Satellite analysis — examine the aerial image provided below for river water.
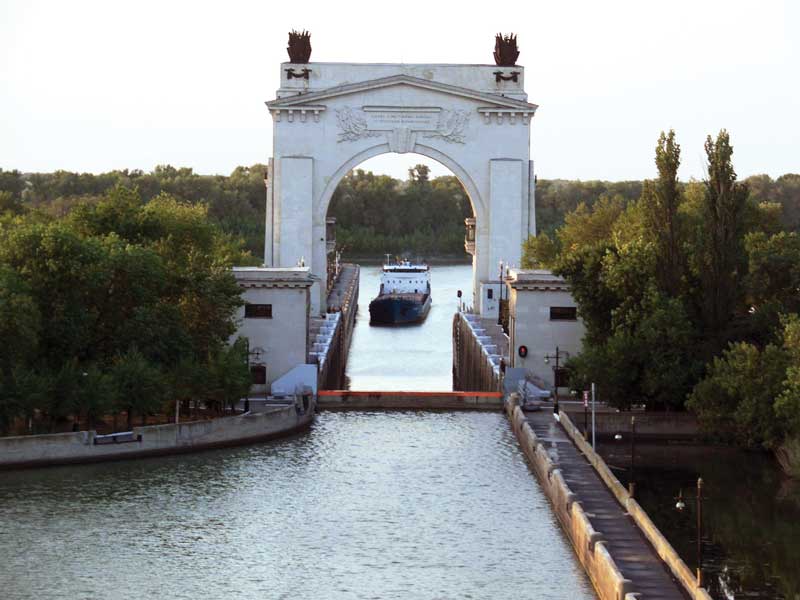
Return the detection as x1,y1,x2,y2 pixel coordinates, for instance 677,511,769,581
0,412,594,599
0,263,596,599
346,263,472,391
599,443,800,599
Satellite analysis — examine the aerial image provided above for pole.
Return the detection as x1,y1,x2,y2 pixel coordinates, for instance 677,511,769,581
175,397,180,425
628,416,636,497
696,477,704,586
553,346,560,415
591,382,596,451
497,261,503,326
584,391,588,439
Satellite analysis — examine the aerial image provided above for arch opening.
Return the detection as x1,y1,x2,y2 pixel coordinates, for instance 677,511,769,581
323,152,478,391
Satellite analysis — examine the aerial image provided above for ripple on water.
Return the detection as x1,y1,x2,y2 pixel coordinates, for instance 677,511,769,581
0,412,595,600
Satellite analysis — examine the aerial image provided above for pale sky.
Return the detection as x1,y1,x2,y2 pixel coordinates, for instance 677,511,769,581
1,0,798,182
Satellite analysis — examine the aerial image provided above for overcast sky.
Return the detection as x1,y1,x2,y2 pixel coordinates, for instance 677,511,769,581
1,0,797,182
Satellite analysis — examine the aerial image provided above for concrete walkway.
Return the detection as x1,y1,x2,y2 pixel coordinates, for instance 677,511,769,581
327,263,358,311
525,409,688,599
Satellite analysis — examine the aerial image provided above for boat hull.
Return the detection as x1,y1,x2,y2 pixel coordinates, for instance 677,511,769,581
368,293,431,324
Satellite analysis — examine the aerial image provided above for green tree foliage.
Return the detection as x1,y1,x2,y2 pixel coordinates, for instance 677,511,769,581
694,130,750,337
521,232,558,269
687,318,794,449
0,185,247,434
328,166,473,257
537,130,800,424
640,130,684,296
0,165,267,256
206,338,252,415
111,349,165,430
535,179,643,235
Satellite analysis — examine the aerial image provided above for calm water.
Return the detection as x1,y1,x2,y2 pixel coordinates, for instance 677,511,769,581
599,443,800,599
0,412,594,599
346,263,472,391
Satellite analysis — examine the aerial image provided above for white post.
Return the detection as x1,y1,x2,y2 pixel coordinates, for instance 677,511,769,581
591,382,596,451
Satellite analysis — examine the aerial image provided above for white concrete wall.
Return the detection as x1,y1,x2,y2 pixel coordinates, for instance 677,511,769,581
267,62,537,316
232,268,313,391
0,404,314,469
275,156,313,269
507,271,585,391
276,63,529,101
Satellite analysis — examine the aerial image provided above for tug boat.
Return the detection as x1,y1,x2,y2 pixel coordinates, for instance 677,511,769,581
368,258,432,325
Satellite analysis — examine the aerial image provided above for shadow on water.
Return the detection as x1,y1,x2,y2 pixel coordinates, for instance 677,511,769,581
598,443,800,599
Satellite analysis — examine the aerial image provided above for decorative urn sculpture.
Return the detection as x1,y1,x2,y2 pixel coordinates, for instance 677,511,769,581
287,30,312,63
493,33,519,66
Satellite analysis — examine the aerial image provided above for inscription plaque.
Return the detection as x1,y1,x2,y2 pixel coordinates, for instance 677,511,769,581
364,109,439,130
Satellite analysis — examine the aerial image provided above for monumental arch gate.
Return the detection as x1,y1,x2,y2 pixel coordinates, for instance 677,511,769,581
264,59,538,316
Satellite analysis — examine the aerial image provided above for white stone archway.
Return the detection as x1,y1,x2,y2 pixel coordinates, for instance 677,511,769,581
265,63,538,315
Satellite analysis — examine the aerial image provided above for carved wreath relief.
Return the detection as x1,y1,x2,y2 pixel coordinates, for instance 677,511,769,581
335,106,469,145
335,107,382,143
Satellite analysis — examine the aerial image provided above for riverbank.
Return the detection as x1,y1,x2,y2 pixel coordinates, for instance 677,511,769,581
0,398,314,470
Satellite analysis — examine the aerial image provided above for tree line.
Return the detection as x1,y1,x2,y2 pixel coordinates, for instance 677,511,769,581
0,186,252,435
0,164,267,257
329,165,473,257
523,130,800,473
2,163,797,259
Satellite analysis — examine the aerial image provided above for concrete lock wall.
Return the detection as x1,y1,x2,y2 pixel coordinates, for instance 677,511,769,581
505,398,632,600
563,409,702,441
0,402,314,469
451,312,504,392
317,391,503,410
557,410,714,600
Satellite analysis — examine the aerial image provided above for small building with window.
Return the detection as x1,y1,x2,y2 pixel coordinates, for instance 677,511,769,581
232,267,315,395
505,269,584,394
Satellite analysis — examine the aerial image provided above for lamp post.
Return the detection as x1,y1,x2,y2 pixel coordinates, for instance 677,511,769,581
675,477,704,586
497,260,504,326
544,347,569,415
696,477,704,586
629,416,636,497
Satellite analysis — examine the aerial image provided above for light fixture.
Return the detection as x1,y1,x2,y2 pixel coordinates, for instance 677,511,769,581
675,490,686,511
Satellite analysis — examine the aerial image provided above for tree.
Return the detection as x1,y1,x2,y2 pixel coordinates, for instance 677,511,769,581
696,130,750,337
111,349,164,430
521,233,558,269
206,338,251,415
688,330,791,449
76,366,116,430
640,130,684,296
744,231,800,339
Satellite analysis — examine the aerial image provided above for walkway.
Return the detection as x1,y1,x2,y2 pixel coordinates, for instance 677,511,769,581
525,409,688,599
327,263,358,312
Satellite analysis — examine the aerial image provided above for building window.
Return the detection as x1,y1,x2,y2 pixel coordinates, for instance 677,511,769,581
487,288,494,300
245,304,272,319
550,306,577,321
250,365,267,384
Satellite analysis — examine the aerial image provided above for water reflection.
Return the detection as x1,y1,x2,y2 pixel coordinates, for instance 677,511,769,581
0,412,595,599
599,443,800,599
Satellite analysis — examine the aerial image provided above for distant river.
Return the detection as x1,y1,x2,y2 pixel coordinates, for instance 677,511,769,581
0,412,595,599
345,263,472,391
